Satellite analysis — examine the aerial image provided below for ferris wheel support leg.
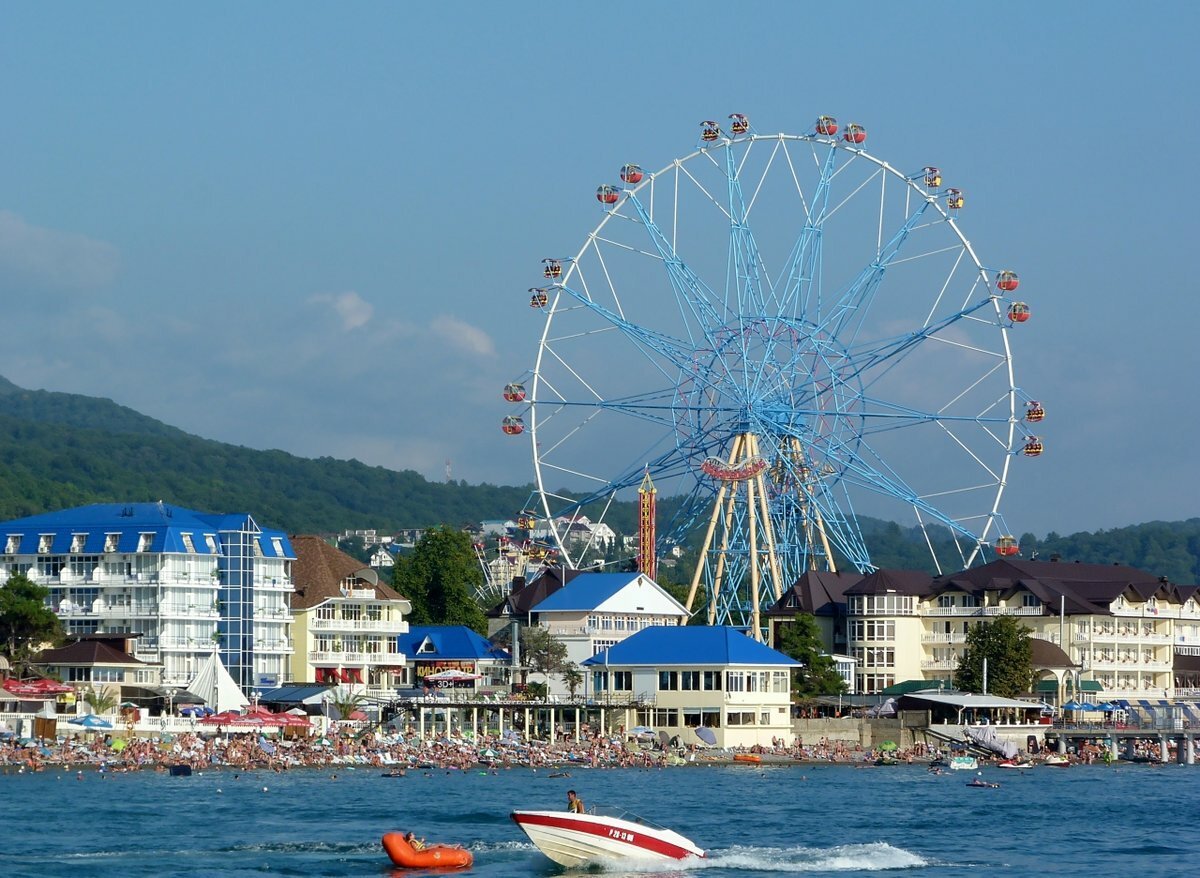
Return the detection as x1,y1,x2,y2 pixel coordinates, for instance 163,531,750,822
746,471,762,640
686,480,731,613
709,477,741,626
749,434,785,602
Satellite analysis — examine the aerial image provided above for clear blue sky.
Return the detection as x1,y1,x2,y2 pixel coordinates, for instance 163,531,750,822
1,2,1196,538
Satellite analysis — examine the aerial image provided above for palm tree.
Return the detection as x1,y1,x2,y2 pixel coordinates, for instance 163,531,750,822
83,685,118,715
327,689,367,721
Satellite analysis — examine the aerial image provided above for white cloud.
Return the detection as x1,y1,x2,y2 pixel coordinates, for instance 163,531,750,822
309,290,374,330
0,210,119,289
431,314,496,357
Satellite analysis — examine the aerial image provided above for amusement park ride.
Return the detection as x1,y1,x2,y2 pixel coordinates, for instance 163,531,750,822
498,114,1044,638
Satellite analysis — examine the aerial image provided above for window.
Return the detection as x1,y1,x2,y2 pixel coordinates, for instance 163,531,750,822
1022,593,1041,608
725,672,745,692
271,537,285,557
38,534,53,553
681,670,700,690
658,670,679,691
703,670,722,691
252,540,264,557
962,594,980,608
653,708,678,727
938,594,955,608
592,639,616,656
726,711,756,725
204,535,218,553
70,534,87,553
181,533,195,553
137,533,153,552
613,670,632,691
5,535,19,553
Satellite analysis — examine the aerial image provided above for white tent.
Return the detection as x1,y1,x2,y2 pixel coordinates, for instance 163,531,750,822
186,651,249,713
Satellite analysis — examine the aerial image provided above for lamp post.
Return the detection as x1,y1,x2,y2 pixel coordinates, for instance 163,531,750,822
251,690,261,712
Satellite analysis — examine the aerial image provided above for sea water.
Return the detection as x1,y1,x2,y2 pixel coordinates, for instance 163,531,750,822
2,762,1196,878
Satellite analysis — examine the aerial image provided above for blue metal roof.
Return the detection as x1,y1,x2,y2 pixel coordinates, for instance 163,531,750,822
398,625,511,662
582,625,799,668
0,502,294,558
530,572,643,612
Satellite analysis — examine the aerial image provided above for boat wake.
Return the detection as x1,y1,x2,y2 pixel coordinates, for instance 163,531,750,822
585,842,930,873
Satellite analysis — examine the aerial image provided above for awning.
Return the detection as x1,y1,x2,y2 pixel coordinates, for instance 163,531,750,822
257,685,334,706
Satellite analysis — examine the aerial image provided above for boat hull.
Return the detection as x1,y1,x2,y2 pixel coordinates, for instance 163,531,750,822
510,810,704,868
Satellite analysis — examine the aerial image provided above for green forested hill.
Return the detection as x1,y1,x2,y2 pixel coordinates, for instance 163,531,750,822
0,378,533,532
1,376,1197,583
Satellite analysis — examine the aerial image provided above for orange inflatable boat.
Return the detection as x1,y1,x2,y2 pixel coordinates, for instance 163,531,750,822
382,832,473,869
733,753,762,764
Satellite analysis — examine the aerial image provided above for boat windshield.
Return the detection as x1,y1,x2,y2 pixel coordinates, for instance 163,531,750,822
586,805,670,832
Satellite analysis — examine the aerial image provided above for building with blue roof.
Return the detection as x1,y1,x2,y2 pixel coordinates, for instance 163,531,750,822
527,572,688,697
398,625,513,692
0,501,295,694
582,625,798,749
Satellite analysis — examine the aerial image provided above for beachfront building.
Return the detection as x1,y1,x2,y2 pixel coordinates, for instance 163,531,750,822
835,561,1200,705
584,625,798,749
527,572,689,696
396,625,513,694
767,558,1200,705
0,502,295,693
289,535,411,700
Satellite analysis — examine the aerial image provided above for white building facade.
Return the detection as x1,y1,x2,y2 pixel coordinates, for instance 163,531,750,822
0,502,294,692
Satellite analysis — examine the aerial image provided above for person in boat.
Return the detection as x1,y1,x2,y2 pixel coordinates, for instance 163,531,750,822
567,789,585,814
404,831,426,851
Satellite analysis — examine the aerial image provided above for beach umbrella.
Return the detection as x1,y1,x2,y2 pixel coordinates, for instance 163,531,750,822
694,727,718,746
879,740,899,751
1098,702,1115,712
629,725,654,737
1079,702,1098,712
68,714,114,729
110,738,128,752
1062,700,1082,711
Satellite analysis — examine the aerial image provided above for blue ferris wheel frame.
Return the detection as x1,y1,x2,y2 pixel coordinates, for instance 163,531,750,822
522,124,1027,630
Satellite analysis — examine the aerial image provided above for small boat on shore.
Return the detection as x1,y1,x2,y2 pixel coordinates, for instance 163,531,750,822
948,756,978,770
381,832,473,869
732,753,762,764
511,806,705,867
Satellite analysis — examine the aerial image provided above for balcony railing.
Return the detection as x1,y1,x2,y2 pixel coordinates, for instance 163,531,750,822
920,659,959,670
309,618,402,633
920,633,966,644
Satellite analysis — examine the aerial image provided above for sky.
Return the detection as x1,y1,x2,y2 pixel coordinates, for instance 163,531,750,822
1,2,1197,539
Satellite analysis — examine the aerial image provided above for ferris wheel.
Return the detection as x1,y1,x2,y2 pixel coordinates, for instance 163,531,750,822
502,114,1041,633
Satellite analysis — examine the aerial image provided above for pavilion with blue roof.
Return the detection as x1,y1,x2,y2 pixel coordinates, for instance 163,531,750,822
582,625,798,750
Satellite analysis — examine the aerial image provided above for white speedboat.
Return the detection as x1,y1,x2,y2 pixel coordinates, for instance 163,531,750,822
511,806,705,867
948,755,979,770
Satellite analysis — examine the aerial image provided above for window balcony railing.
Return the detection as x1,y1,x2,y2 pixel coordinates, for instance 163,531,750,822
920,659,959,670
309,618,401,632
920,633,966,644
924,607,982,617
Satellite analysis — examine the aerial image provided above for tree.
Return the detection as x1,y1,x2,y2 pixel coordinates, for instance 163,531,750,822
392,526,487,634
327,689,367,721
0,573,63,667
954,615,1034,697
776,614,847,697
520,626,570,681
562,666,583,699
83,686,118,715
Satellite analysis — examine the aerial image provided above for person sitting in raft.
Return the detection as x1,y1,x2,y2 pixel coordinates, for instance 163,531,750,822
567,789,585,814
404,832,426,851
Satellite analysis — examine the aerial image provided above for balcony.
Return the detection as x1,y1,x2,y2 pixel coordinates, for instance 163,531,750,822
253,640,294,653
920,633,966,644
309,650,372,663
920,659,959,670
309,618,402,633
924,607,982,617
981,606,1043,616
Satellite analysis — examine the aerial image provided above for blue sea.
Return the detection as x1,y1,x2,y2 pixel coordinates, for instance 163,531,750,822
2,762,1195,878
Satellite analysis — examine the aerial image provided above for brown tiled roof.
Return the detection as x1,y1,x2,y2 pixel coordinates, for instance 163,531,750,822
289,535,406,611
766,570,864,617
486,566,579,619
34,640,144,666
1030,637,1077,670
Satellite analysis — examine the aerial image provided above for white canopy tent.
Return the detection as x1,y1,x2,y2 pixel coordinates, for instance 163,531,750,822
185,651,249,713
